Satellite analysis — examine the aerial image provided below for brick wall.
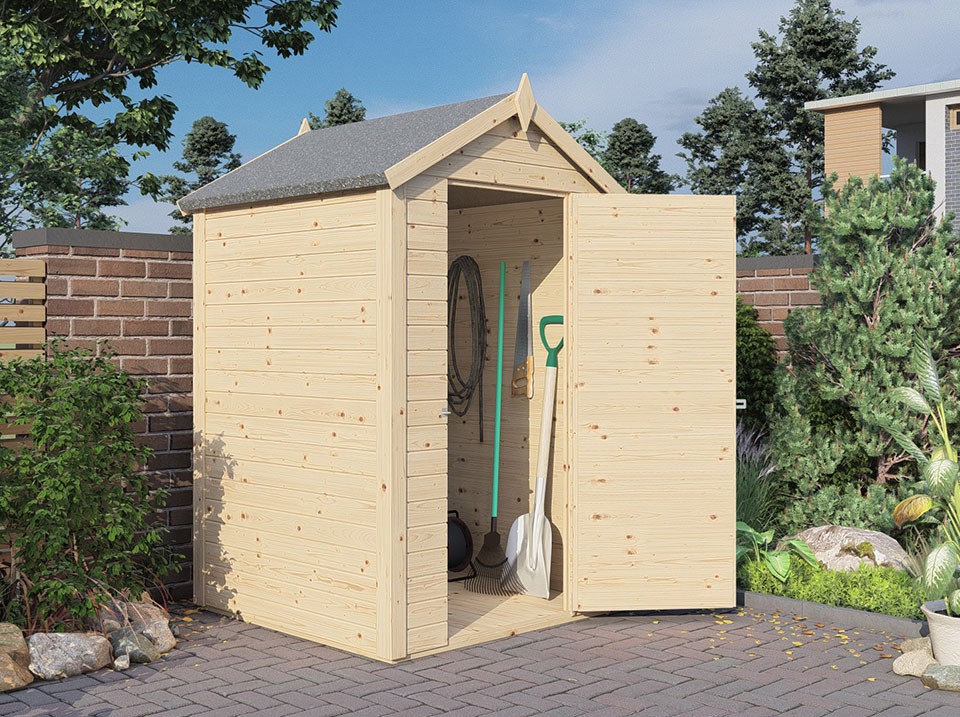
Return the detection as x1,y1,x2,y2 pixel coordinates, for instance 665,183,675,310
13,228,193,600
945,105,960,218
736,254,820,353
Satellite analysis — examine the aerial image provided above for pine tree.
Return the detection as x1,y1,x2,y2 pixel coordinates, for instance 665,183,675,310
159,116,241,234
603,118,678,194
678,0,894,255
308,88,366,129
768,159,960,532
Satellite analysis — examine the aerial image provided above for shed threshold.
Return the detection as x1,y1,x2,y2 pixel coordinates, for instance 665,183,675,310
408,584,587,658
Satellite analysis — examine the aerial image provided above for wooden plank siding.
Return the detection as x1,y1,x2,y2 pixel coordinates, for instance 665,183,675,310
422,118,603,195
567,194,736,613
196,191,382,659
823,104,883,189
402,175,448,655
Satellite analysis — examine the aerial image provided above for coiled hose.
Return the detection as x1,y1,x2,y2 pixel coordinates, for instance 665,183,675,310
447,255,487,441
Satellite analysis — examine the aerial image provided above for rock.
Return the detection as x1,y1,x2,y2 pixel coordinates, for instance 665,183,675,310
109,628,161,664
27,633,111,680
894,647,937,676
923,664,960,691
783,525,909,572
126,602,176,655
0,624,29,668
113,653,130,671
0,652,32,691
901,637,932,653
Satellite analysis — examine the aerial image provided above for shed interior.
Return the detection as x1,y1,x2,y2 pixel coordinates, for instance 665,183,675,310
439,186,576,652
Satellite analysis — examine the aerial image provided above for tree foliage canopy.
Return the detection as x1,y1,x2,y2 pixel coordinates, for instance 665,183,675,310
159,116,241,234
0,0,341,152
561,118,676,194
308,87,366,129
678,0,894,255
768,159,960,532
604,118,678,194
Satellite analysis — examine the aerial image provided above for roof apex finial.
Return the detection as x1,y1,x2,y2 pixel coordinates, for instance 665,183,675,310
515,73,535,132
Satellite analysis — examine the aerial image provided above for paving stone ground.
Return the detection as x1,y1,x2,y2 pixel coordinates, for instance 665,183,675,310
3,605,960,716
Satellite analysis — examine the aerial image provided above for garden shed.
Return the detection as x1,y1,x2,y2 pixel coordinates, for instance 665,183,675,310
179,75,737,662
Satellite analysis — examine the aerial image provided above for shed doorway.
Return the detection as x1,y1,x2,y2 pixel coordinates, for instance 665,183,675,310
441,185,580,653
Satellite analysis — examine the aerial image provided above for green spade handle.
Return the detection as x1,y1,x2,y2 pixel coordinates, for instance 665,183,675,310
540,315,564,368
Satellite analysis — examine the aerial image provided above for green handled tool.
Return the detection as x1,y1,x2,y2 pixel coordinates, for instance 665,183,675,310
504,315,564,598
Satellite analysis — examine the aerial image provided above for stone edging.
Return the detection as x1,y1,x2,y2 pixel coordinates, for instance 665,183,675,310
738,590,927,638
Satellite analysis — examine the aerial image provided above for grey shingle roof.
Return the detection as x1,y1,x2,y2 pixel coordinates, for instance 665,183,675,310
178,93,510,213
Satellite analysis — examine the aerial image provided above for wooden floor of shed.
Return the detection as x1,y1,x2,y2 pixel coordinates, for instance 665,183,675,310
410,584,585,658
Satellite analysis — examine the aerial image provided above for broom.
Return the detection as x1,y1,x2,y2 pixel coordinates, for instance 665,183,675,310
466,261,519,595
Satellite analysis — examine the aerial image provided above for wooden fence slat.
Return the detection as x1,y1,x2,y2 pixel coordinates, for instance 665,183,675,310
0,259,45,277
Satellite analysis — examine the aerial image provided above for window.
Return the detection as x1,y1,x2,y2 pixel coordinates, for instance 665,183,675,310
918,141,926,170
949,106,960,131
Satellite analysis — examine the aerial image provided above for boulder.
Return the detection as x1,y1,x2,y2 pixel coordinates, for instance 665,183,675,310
894,647,937,677
0,652,32,691
113,653,130,671
127,602,176,655
922,664,960,691
109,628,160,664
0,623,29,668
783,525,909,572
27,633,111,680
902,637,932,653
99,600,176,655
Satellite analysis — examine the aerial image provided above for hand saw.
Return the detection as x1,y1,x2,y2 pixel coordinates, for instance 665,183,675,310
511,261,534,398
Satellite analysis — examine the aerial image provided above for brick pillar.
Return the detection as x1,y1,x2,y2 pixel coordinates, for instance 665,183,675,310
736,254,820,355
13,228,193,600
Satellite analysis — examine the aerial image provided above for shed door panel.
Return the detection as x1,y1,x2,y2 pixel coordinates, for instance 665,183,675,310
567,194,736,613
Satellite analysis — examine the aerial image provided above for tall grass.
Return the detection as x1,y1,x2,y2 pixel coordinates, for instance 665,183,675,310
737,421,781,532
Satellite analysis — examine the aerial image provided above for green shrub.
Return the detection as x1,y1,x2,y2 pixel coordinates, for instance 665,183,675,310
768,159,960,532
736,298,778,430
0,342,173,632
776,483,903,537
736,423,783,531
739,558,925,620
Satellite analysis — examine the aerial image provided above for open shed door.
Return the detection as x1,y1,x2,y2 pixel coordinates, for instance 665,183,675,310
566,194,736,613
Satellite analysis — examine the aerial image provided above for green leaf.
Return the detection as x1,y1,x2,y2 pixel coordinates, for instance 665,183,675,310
735,545,748,565
764,550,791,583
783,538,819,568
925,459,959,499
892,386,932,415
912,336,942,405
947,589,960,616
882,423,930,467
893,494,934,527
923,543,960,597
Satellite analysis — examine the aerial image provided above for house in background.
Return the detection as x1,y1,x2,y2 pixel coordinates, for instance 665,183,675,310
806,79,960,217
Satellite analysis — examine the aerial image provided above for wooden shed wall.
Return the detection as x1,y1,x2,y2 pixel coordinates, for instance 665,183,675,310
823,104,882,188
195,191,381,658
402,176,450,655
447,199,567,592
422,118,602,194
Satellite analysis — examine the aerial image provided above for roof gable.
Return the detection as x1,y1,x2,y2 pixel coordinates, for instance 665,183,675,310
179,75,622,213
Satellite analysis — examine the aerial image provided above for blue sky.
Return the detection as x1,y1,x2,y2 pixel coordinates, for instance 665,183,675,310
117,0,960,232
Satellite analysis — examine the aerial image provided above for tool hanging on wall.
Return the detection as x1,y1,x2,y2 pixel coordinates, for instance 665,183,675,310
511,261,534,399
447,255,487,441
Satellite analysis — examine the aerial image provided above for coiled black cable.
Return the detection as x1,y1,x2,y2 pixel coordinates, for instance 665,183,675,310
447,255,486,441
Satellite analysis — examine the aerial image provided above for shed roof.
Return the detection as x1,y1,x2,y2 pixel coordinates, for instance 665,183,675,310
179,75,624,214
178,94,509,213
